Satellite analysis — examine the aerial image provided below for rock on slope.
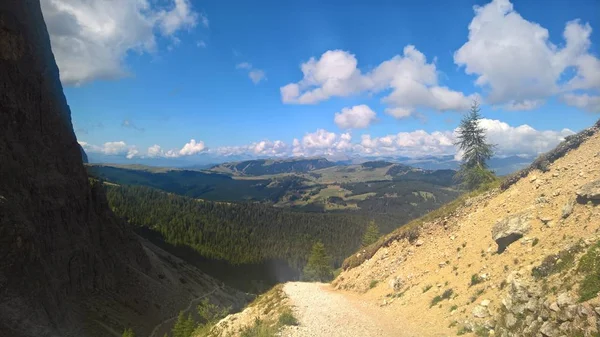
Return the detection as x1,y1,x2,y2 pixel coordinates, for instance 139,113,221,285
0,1,246,336
334,120,600,336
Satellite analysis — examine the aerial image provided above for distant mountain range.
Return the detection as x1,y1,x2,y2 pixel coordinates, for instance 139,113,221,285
87,153,535,176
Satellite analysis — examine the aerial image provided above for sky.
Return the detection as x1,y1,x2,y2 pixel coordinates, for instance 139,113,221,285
40,0,600,164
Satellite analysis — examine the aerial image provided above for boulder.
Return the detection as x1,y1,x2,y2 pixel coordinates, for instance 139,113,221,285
492,213,531,253
576,180,600,202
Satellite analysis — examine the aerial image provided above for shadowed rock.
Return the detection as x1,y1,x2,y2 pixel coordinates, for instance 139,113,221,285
576,180,600,203
492,213,531,253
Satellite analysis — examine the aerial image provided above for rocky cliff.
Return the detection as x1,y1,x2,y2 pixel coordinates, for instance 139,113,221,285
0,1,246,336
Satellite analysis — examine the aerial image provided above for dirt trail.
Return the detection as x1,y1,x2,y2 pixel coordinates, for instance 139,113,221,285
280,282,430,337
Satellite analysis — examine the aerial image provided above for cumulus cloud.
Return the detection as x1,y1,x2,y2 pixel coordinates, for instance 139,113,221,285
41,0,201,85
334,105,377,129
214,140,289,157
79,140,140,158
478,119,574,156
179,139,206,156
454,0,600,110
560,93,600,113
148,139,207,157
280,46,475,116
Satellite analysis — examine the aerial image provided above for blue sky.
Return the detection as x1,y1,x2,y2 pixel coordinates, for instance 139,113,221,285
41,0,600,163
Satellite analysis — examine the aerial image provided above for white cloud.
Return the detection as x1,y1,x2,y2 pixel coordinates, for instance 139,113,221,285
454,0,600,109
147,144,163,157
560,93,600,113
281,46,475,116
478,119,574,156
41,0,201,85
212,140,289,157
178,139,206,156
334,105,377,129
236,62,266,84
249,70,266,84
197,40,207,48
146,139,206,158
79,140,140,158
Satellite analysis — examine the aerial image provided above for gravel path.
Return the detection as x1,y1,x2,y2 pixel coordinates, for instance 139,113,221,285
280,282,415,337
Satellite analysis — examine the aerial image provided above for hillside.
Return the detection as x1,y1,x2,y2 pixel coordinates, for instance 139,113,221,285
207,119,600,336
209,158,336,176
0,2,246,337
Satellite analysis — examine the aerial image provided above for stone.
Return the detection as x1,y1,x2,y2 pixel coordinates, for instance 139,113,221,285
492,213,531,253
472,305,489,318
388,276,403,292
530,176,538,183
540,321,559,337
595,307,600,316
549,302,560,312
505,313,517,328
576,180,600,202
481,299,491,307
415,240,424,246
562,198,576,219
557,293,575,307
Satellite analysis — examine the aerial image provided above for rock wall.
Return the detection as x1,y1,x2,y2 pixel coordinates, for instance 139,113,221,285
0,2,248,336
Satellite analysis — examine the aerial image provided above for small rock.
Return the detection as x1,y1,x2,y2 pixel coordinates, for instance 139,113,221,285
530,176,538,183
388,276,403,292
557,293,574,307
540,321,559,337
472,305,489,318
480,299,491,307
505,313,517,328
562,198,575,219
415,240,424,247
594,307,600,316
549,302,560,312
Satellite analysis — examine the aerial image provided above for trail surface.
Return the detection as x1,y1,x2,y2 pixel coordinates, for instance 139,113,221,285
280,282,415,337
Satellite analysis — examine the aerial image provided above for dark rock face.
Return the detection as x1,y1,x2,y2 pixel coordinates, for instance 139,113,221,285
0,1,152,335
0,2,246,336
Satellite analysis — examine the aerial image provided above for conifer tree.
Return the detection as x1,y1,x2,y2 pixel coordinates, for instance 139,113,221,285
171,311,195,337
302,241,333,282
454,101,495,190
361,220,379,247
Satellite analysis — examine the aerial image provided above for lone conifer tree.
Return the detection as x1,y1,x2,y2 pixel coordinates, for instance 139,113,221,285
361,220,380,247
455,101,495,190
302,241,333,282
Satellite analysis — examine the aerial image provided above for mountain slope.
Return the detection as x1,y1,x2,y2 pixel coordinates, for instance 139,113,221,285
209,158,336,176
0,2,245,336
332,120,600,336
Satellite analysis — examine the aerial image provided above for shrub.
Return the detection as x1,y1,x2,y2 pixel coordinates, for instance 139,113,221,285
470,274,484,287
369,279,379,289
278,309,298,326
430,289,453,307
422,284,433,293
577,240,600,302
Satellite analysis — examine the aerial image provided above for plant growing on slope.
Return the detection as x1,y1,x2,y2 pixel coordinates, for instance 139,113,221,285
361,220,380,247
454,100,495,190
122,328,135,337
302,241,334,282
